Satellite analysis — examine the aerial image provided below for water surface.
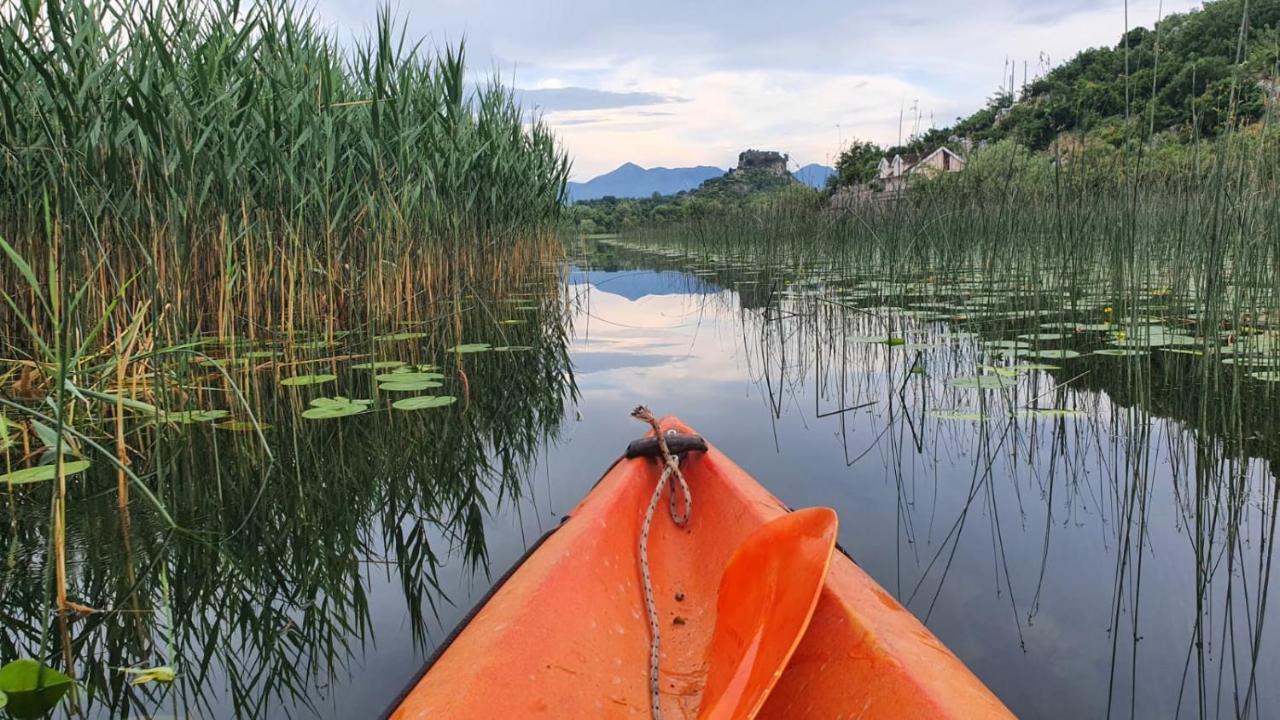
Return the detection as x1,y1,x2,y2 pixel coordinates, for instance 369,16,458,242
6,240,1278,719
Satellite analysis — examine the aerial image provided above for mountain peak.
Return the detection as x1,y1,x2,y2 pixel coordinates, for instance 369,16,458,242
568,164,725,201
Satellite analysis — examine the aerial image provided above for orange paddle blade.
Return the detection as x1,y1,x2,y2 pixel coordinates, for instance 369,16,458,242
696,507,839,720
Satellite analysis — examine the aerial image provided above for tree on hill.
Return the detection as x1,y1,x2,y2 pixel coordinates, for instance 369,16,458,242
828,0,1279,192
829,139,884,188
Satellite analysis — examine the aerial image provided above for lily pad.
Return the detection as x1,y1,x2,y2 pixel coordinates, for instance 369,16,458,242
280,374,336,387
292,340,335,350
1017,408,1088,418
448,343,492,354
165,409,231,425
492,345,534,352
375,331,429,342
983,340,1032,353
1010,363,1061,372
373,372,444,383
351,360,406,370
1250,371,1280,382
0,460,92,485
301,397,372,420
391,395,458,411
948,375,1017,391
0,659,73,718
927,410,991,421
378,380,444,392
1221,356,1280,366
1093,349,1147,357
1035,349,1082,360
1017,333,1069,341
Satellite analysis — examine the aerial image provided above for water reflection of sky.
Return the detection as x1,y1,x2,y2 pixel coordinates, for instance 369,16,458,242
550,268,1277,720
342,266,1277,719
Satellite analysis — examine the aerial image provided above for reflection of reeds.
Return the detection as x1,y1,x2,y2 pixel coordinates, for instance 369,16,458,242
579,237,1279,716
1,258,576,715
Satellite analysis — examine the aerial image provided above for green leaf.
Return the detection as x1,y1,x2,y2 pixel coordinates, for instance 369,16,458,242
375,331,429,342
300,397,372,420
448,343,492,354
492,345,534,352
372,372,444,383
280,374,337,386
0,460,91,485
0,659,73,719
1250,371,1280,382
1034,349,1082,359
378,380,444,392
163,410,230,425
392,395,458,411
350,360,406,370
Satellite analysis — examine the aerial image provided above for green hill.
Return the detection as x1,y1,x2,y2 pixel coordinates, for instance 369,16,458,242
569,156,812,233
833,0,1278,186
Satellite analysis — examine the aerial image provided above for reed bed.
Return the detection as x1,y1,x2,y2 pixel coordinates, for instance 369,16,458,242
0,0,570,343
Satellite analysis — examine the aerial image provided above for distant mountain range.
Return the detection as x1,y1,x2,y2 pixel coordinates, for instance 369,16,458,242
567,163,724,202
568,161,833,201
793,164,835,188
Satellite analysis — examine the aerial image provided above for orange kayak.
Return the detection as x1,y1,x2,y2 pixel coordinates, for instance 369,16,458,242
388,417,1014,719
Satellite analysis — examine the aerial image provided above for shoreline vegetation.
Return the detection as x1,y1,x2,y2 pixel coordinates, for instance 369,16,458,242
1,1,571,714
0,0,1277,716
568,0,1278,233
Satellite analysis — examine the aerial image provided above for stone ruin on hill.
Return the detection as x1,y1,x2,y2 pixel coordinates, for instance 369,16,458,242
731,149,789,176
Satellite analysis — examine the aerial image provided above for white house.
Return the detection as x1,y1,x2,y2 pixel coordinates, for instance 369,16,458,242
878,147,966,192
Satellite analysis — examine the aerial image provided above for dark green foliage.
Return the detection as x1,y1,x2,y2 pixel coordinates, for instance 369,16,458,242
829,139,885,188
867,0,1278,166
952,0,1269,149
569,168,816,232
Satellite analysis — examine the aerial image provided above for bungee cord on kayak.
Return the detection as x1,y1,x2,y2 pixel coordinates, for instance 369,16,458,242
631,406,693,720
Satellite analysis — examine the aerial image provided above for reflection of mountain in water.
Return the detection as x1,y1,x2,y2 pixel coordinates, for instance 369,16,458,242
567,267,720,300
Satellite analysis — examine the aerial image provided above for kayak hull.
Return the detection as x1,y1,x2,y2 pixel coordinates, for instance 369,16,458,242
390,417,1013,719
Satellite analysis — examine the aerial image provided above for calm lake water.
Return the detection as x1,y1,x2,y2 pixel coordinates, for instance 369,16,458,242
8,238,1279,719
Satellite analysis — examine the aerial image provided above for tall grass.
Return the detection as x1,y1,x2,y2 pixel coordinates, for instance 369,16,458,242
630,128,1280,346
0,0,571,340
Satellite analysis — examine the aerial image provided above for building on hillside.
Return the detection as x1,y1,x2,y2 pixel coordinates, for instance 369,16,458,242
731,149,789,177
877,147,966,192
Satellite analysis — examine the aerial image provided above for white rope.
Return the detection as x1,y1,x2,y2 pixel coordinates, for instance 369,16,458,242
632,407,692,720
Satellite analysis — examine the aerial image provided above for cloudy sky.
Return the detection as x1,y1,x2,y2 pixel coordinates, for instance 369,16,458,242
312,0,1202,180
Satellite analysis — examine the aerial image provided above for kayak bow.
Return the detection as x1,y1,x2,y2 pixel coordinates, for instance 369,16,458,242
389,416,1014,719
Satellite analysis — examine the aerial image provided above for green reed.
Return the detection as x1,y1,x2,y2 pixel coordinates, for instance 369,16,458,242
0,0,570,341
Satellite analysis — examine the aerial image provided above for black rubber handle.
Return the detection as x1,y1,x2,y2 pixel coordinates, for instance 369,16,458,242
624,433,708,459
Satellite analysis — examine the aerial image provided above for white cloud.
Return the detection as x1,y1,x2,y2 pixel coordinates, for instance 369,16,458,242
312,0,1205,179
